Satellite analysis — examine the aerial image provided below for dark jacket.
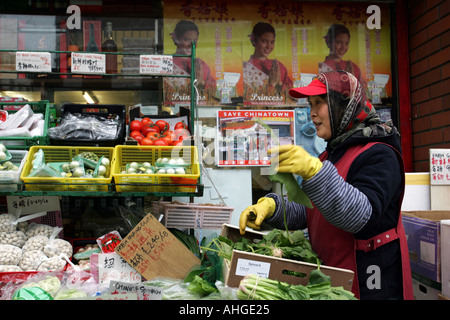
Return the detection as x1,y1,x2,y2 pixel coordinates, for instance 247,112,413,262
265,130,405,299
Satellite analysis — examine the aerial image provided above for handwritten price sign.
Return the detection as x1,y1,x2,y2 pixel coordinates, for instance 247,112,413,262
430,149,450,185
16,52,52,73
140,55,173,75
71,52,106,74
97,252,141,284
115,213,200,280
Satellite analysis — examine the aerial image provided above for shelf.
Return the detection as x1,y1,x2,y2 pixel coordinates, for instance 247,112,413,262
0,77,162,91
0,183,204,198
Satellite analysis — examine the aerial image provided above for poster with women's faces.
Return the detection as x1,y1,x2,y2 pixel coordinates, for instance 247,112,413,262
163,1,392,108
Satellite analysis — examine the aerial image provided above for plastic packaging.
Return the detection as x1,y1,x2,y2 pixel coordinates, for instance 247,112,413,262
22,235,49,253
97,231,122,253
0,264,22,272
0,244,23,265
0,230,27,248
19,249,47,271
25,224,62,239
37,255,66,272
43,238,72,259
48,112,122,141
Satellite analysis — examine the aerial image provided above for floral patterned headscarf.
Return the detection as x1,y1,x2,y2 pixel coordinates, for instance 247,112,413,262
318,71,396,148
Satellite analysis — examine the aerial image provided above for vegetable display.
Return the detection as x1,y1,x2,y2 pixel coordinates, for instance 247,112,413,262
129,118,190,146
237,267,357,300
28,149,111,179
121,157,188,175
202,228,319,264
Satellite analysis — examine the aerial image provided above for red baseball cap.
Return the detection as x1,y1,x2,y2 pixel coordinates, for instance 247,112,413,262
289,79,327,98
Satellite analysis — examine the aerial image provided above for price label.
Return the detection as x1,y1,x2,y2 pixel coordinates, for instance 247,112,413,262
430,148,450,185
97,252,142,284
235,258,271,278
109,280,163,300
7,195,60,215
140,55,173,75
16,52,52,73
71,52,106,74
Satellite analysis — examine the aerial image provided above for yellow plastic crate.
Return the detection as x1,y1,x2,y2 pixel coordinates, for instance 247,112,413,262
112,145,200,193
20,146,114,192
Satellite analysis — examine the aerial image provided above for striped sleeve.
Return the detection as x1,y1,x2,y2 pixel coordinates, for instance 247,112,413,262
301,160,372,233
264,193,307,230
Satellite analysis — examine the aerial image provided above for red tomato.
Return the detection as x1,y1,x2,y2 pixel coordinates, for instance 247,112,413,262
174,128,190,140
160,135,172,145
140,138,154,146
155,120,169,132
162,130,176,142
130,130,143,138
132,135,144,144
146,132,160,140
141,117,153,126
174,121,189,131
153,138,168,146
130,120,143,132
142,124,160,136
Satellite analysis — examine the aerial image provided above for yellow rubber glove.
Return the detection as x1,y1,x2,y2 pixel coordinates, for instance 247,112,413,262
268,144,323,180
239,197,276,235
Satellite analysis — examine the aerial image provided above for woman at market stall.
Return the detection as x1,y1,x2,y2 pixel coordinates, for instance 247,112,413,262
239,70,413,300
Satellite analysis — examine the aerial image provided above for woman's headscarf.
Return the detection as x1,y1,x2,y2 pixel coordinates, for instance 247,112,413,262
317,71,397,148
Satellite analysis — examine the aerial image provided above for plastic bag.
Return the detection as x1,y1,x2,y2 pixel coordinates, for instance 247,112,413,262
97,231,122,253
22,235,49,253
73,243,100,261
19,249,47,271
48,112,121,141
37,255,66,272
0,104,34,131
0,230,27,248
0,214,18,232
0,264,22,272
43,238,72,259
0,211,47,233
25,223,62,238
0,244,23,265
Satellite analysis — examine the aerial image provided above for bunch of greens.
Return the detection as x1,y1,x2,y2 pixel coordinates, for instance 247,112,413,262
201,228,319,264
237,266,357,300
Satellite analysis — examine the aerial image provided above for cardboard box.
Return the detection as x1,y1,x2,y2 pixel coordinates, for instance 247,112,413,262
402,211,450,282
402,173,430,211
412,273,442,300
440,220,450,298
221,224,354,291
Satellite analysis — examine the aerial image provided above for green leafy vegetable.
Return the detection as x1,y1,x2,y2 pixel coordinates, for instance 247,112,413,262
187,275,219,297
201,228,319,264
237,267,357,300
269,172,313,208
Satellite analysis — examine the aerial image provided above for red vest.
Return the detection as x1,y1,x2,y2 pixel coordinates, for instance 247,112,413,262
306,142,413,299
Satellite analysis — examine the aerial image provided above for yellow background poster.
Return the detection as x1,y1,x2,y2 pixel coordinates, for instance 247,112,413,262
164,1,392,107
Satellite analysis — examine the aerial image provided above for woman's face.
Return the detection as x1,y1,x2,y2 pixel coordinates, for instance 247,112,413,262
253,32,275,60
174,30,198,55
329,33,349,60
309,95,332,140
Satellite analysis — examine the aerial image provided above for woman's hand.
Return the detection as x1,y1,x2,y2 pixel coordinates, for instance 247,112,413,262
269,144,323,180
239,197,276,235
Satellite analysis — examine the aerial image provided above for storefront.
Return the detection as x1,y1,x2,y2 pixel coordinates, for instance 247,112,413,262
0,0,448,304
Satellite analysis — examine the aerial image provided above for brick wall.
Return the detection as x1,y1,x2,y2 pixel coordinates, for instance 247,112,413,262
408,0,449,172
